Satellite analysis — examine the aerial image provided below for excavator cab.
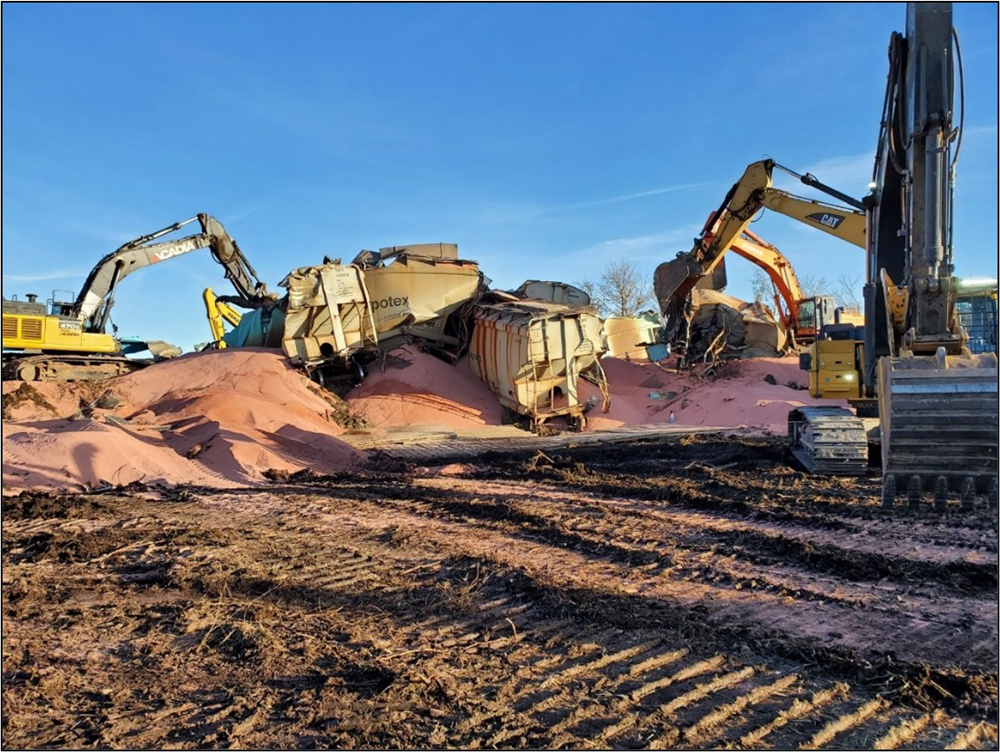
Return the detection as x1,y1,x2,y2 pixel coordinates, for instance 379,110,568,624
955,281,998,355
794,295,837,341
48,290,77,318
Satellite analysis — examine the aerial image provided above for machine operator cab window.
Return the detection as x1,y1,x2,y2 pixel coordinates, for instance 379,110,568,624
797,299,817,333
47,290,76,318
795,295,837,334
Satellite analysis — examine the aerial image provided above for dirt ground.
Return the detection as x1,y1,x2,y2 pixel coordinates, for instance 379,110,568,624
3,433,998,749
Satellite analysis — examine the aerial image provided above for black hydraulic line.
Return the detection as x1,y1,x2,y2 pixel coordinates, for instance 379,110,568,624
772,163,865,211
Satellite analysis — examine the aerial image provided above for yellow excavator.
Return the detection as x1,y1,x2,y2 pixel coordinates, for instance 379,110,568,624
679,3,997,507
662,213,870,405
202,287,245,349
655,161,871,405
654,158,866,349
859,2,996,508
2,214,274,380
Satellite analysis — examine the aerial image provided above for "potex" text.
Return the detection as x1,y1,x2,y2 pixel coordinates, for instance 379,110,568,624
372,296,409,310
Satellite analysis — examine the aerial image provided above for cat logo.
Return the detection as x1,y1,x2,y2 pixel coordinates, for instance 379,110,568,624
805,212,845,230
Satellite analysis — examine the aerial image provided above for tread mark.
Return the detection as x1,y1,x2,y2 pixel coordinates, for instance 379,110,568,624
623,647,689,682
802,697,889,749
945,721,999,750
516,645,675,722
683,673,799,745
872,709,948,750
659,666,755,717
629,653,723,702
539,640,659,689
739,683,849,746
546,702,606,738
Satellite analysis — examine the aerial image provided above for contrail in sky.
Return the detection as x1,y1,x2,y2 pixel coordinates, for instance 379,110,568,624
3,269,85,283
543,182,709,213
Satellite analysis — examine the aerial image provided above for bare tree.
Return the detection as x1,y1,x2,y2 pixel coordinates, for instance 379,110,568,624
578,259,653,318
798,274,831,299
834,273,863,310
750,268,773,304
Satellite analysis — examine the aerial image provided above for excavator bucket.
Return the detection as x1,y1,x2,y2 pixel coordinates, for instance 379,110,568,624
653,257,728,314
878,351,999,509
653,257,697,315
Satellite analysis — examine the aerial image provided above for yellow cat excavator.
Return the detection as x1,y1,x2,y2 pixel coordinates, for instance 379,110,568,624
663,4,998,508
2,214,274,380
654,158,866,347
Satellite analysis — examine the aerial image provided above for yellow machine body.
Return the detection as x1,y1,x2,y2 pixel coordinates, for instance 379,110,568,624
2,311,120,354
807,339,864,400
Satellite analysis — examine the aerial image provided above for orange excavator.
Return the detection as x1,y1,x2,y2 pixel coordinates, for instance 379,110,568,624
725,226,858,345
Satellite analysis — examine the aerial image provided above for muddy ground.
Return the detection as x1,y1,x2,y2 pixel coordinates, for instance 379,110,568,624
3,434,998,749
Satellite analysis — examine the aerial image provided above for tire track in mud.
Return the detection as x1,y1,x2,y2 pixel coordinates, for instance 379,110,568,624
282,476,996,679
3,433,997,749
411,477,997,593
295,474,996,604
274,475,996,736
372,557,989,751
380,566,783,751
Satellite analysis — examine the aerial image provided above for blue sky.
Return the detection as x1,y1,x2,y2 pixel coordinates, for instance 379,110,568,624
3,2,997,352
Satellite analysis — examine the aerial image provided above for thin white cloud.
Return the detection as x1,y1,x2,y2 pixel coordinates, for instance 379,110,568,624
222,203,271,224
2,268,86,283
481,183,710,224
962,122,998,138
568,225,702,262
542,183,711,214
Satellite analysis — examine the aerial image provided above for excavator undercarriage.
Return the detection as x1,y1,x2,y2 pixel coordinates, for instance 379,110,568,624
2,353,145,382
787,406,870,475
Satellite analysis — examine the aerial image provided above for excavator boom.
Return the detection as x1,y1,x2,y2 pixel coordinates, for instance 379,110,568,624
74,213,272,332
203,287,244,349
727,229,806,328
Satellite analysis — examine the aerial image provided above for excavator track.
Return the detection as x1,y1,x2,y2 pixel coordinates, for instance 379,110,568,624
878,353,999,510
2,354,148,382
787,406,868,475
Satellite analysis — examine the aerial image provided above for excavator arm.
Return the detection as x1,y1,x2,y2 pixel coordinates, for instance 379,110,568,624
758,189,866,249
203,287,243,348
654,159,866,338
728,228,807,327
73,213,272,333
